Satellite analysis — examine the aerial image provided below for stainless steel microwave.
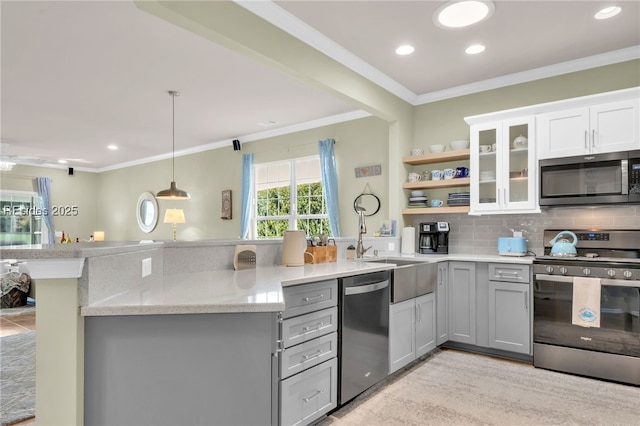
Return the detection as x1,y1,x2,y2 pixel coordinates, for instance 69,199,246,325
539,150,640,206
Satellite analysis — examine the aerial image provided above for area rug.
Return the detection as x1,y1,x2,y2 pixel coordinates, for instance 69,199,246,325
0,331,35,426
324,349,640,426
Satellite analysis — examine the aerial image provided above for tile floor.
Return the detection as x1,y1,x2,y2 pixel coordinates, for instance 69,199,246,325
0,307,36,337
1,306,36,425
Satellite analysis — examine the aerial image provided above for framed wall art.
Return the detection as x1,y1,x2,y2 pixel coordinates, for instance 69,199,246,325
221,190,232,220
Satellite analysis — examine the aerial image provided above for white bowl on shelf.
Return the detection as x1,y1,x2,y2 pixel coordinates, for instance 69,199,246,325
411,190,425,197
429,144,446,153
410,148,425,156
449,140,469,150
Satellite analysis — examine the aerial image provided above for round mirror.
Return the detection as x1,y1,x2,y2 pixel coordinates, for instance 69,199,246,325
353,193,381,217
136,192,159,233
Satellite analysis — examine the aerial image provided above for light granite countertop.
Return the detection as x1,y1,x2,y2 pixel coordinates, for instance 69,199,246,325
0,241,164,259
80,254,533,317
6,242,534,317
381,253,535,264
80,260,396,317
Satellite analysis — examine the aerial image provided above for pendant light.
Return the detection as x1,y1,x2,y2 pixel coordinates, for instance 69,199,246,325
157,90,191,200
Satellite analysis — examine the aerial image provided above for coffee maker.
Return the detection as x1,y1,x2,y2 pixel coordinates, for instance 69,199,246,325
419,222,450,254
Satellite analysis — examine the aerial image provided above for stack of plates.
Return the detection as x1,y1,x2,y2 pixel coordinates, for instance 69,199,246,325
479,171,496,181
408,196,428,208
447,192,470,206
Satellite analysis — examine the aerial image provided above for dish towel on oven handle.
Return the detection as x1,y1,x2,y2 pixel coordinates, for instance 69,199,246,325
572,277,601,328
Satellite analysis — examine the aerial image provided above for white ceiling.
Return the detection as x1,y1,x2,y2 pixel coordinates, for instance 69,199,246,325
1,0,639,172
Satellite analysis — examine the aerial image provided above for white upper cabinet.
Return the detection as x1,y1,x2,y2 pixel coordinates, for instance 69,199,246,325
469,116,538,215
464,87,638,215
537,96,640,160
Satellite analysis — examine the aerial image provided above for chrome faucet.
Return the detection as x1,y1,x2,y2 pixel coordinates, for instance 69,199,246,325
355,206,372,258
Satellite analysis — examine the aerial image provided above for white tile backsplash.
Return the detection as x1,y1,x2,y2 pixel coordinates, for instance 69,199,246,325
410,205,640,257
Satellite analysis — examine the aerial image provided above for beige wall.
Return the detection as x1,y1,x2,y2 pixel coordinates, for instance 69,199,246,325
2,60,638,243
96,115,389,241
413,60,640,153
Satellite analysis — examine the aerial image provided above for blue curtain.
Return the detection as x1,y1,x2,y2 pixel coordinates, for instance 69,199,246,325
240,153,254,239
36,177,55,244
318,138,341,237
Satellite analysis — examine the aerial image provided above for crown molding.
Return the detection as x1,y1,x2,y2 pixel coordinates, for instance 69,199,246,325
95,110,371,173
416,46,640,105
235,2,639,108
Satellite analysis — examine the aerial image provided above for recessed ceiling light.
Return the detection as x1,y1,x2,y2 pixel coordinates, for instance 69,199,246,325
594,6,621,20
58,159,68,164
107,144,118,150
258,120,278,127
395,45,415,55
465,44,486,54
434,0,495,28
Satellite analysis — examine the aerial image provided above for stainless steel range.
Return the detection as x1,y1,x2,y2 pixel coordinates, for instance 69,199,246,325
533,229,640,385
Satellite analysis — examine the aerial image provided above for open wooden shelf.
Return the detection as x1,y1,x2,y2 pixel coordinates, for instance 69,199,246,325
403,178,470,190
403,149,470,165
402,206,470,215
402,149,471,215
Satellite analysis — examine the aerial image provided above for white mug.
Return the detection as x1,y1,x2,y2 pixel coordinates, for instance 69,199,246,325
444,168,455,180
480,145,492,153
408,172,422,182
431,170,443,180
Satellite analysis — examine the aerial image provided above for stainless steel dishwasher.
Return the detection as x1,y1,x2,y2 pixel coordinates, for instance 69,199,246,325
339,270,390,405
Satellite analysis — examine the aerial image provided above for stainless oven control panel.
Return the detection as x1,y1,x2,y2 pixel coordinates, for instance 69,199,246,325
533,263,637,280
576,232,609,241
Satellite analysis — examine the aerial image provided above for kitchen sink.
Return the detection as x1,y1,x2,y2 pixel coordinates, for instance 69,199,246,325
366,258,437,303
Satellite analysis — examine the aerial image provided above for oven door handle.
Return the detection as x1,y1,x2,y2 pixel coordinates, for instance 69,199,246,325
535,274,640,288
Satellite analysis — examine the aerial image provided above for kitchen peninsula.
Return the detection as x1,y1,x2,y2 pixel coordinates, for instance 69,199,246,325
1,241,396,426
3,238,537,425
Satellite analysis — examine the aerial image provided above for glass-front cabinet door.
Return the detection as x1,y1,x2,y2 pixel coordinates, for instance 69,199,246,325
470,116,538,214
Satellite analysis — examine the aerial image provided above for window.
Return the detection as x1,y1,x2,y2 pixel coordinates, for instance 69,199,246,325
254,156,330,238
0,190,47,245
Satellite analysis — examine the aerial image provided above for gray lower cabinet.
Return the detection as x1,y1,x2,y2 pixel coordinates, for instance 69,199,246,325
278,280,339,426
279,358,338,426
389,298,415,373
415,293,436,357
488,264,531,355
448,261,476,345
436,262,449,345
389,292,436,374
85,313,274,426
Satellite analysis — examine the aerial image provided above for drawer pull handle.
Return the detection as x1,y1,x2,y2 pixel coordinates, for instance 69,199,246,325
303,294,324,302
302,322,325,332
496,271,523,279
303,390,323,403
302,349,326,360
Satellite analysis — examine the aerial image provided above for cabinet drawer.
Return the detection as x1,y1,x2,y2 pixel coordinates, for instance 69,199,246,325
280,332,337,379
282,279,338,319
279,358,338,426
281,307,338,349
488,263,530,283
